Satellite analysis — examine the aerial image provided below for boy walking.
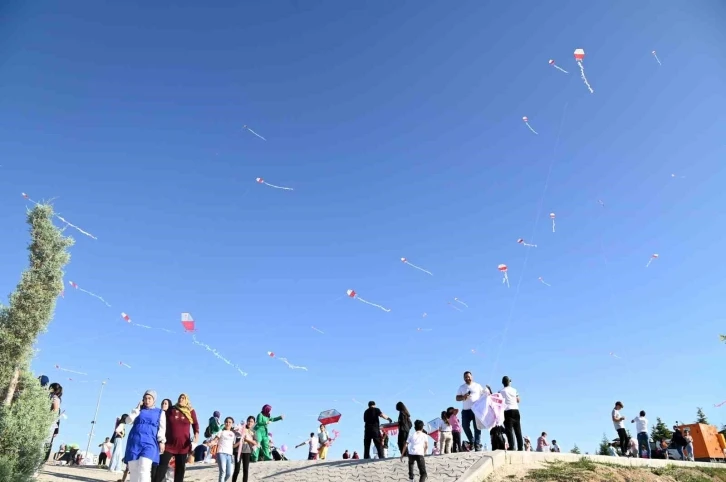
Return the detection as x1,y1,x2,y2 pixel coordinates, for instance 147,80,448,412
401,420,428,482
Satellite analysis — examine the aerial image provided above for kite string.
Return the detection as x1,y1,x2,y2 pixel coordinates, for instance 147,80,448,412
489,102,569,380
192,335,248,376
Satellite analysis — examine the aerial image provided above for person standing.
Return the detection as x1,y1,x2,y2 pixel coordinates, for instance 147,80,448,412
155,394,199,482
109,413,129,473
395,402,412,455
98,437,113,466
499,376,523,451
252,404,284,461
125,390,166,482
214,417,236,482
363,401,393,459
630,410,650,458
611,401,627,456
400,420,428,482
455,371,486,451
296,432,319,460
536,432,549,452
446,407,462,453
438,411,453,454
317,425,330,460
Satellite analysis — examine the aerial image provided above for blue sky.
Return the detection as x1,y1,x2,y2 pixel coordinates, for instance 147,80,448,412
1,0,725,459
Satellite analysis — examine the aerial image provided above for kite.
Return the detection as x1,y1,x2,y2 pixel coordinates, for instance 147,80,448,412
609,352,621,359
311,326,324,334
471,349,484,356
598,200,605,207
522,116,538,135
548,59,569,74
267,351,308,371
400,257,433,276
318,409,342,425
538,277,551,287
549,212,556,232
646,253,659,268
68,281,111,307
671,173,685,179
416,327,432,332
447,302,462,312
55,365,87,376
256,177,293,191
193,335,247,376
22,193,97,240
422,312,427,318
652,50,661,66
454,298,468,308
243,125,266,141
714,400,726,407
573,49,594,94
517,238,537,248
181,312,196,332
119,362,131,368
498,264,510,288
346,289,390,312
120,312,151,329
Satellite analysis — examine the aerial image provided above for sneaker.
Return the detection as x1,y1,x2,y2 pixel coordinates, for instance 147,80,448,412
475,444,482,452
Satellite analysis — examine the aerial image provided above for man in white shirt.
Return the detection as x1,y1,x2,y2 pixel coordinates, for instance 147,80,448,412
631,410,650,458
499,376,523,451
612,401,627,456
455,371,486,451
295,432,319,460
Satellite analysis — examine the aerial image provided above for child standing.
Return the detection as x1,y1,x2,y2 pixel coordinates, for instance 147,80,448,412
295,432,319,460
438,411,453,454
446,407,462,453
214,417,236,482
400,420,428,482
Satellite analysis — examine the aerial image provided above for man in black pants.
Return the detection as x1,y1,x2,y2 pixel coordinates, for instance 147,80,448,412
500,376,523,451
363,401,393,459
612,401,628,455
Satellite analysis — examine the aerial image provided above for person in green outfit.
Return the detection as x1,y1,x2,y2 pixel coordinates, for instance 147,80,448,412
252,404,284,461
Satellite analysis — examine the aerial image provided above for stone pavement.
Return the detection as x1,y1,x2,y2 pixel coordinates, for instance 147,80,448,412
37,451,726,482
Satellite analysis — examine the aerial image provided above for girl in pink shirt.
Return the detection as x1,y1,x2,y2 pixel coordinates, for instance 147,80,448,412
446,407,462,452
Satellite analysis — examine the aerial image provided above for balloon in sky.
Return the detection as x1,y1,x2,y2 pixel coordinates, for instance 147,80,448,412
548,59,568,74
573,48,594,94
346,289,390,312
498,264,509,288
522,116,538,135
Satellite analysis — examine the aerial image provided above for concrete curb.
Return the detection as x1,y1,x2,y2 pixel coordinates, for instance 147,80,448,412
457,452,504,482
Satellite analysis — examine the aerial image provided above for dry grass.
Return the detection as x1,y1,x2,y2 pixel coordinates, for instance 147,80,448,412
490,458,726,482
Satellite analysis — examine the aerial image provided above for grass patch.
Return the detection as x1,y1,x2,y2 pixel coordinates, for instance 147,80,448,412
525,458,598,482
649,465,726,482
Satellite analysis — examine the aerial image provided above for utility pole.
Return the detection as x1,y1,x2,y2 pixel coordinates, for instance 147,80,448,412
84,380,107,464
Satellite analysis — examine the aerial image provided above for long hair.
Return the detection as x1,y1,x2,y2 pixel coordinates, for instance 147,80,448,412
395,401,410,417
441,410,450,425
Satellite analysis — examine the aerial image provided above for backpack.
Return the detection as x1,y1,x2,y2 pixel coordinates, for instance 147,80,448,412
204,426,211,439
491,426,507,451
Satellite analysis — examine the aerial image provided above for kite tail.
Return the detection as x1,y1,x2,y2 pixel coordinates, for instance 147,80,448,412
577,61,594,94
279,357,308,371
555,65,569,74
248,128,267,141
454,299,469,308
78,288,112,307
55,215,98,240
311,326,325,334
525,123,539,135
356,297,391,312
408,263,434,276
264,182,293,191
653,54,662,66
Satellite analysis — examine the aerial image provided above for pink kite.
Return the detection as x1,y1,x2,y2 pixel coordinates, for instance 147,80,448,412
548,59,568,74
498,264,509,288
256,177,293,191
573,49,594,94
517,238,536,248
181,312,196,332
522,116,538,135
400,257,433,276
346,289,390,312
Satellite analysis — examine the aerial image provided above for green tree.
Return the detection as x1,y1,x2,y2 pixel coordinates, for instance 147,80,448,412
0,205,73,480
570,444,581,454
598,433,611,455
695,407,708,424
650,417,673,443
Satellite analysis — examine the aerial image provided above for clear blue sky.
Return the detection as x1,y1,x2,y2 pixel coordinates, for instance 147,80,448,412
1,0,724,458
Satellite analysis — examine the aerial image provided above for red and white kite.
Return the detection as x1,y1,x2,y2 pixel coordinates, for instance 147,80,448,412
256,177,293,191
181,312,196,332
522,116,538,135
548,59,568,74
652,50,661,66
400,257,433,276
55,364,87,375
267,351,307,370
119,361,131,368
517,238,536,248
121,312,131,323
646,253,659,268
498,264,509,288
318,409,342,425
243,125,266,141
538,276,551,287
573,49,594,94
68,280,111,307
549,212,556,233
346,289,390,312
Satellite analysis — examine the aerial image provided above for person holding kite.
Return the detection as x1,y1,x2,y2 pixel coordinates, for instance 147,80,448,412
251,405,284,462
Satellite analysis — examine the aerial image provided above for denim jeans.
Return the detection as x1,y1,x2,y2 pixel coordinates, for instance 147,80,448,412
637,432,650,458
217,453,233,482
461,409,481,447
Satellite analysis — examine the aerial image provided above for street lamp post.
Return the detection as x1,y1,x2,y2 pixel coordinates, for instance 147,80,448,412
84,380,107,464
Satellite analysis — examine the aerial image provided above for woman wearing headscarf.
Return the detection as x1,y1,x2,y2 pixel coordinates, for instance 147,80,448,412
154,394,198,482
395,401,412,454
125,390,166,482
252,405,283,462
110,413,129,473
